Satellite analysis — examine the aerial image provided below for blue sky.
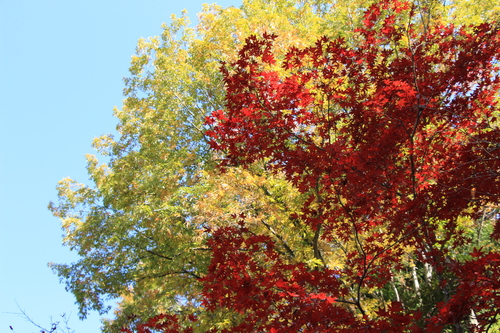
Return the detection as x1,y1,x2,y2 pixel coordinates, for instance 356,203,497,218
0,1,240,332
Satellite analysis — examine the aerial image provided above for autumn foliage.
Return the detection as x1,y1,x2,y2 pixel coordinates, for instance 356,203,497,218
123,0,499,331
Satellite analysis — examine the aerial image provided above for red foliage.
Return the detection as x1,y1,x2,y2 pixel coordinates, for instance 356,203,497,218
127,0,500,331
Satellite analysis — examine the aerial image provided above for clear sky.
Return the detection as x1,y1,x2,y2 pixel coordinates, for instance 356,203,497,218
0,1,240,332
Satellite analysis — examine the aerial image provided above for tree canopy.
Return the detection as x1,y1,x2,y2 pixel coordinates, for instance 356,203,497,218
50,0,500,332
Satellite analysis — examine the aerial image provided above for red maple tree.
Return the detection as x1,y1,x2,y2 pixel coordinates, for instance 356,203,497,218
125,0,500,331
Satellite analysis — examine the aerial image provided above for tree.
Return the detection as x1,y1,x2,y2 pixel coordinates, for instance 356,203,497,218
203,0,500,331
49,1,333,331
50,0,500,332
